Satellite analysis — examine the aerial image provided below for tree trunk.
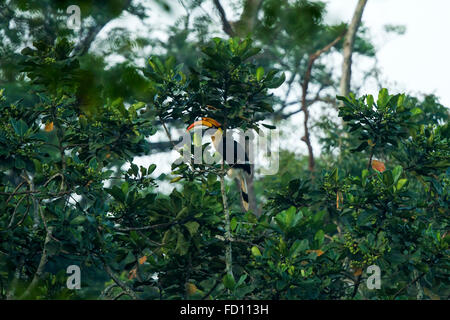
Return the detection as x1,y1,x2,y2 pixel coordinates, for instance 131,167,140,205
340,0,368,97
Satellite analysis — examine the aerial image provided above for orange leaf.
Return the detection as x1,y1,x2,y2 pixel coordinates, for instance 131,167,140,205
206,104,218,110
306,249,324,257
353,268,363,276
371,160,386,172
45,121,54,132
138,256,147,265
185,283,197,295
128,267,137,280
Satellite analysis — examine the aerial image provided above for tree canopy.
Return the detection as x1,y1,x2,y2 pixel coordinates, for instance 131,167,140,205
0,0,448,300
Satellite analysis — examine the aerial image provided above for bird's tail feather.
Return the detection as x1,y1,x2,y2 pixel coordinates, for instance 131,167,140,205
227,168,250,211
239,175,249,211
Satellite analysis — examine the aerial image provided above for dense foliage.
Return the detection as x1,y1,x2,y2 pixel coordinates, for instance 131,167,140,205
0,0,448,300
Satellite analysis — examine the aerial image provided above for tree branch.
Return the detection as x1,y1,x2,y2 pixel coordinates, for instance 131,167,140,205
19,228,53,299
220,161,233,277
212,0,235,36
340,0,368,97
301,31,346,174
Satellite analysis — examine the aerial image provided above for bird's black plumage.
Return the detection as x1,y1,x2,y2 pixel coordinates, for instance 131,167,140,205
216,135,251,175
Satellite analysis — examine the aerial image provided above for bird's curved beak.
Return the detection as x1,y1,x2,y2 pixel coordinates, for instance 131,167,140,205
187,117,221,131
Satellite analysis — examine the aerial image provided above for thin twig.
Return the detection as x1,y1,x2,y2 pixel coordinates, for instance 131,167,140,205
103,263,139,300
99,283,118,300
393,271,426,299
7,195,26,228
5,181,25,204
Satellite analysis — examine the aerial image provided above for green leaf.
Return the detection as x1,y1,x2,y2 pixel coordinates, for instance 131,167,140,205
397,94,405,107
88,157,98,170
377,88,390,109
11,119,29,137
148,164,157,174
130,163,139,176
121,182,129,195
184,221,200,236
207,173,217,185
290,239,308,258
275,206,301,232
106,185,125,202
251,246,262,257
396,178,408,191
351,141,368,152
392,165,403,183
366,94,374,108
267,72,285,88
261,123,276,129
382,170,394,186
230,217,238,231
70,215,86,225
223,273,236,290
410,107,423,116
256,66,264,81
241,47,261,60
236,274,247,287
175,231,189,255
314,230,325,246
15,157,26,169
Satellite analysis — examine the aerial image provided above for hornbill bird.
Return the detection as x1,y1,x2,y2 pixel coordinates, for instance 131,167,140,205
187,117,251,211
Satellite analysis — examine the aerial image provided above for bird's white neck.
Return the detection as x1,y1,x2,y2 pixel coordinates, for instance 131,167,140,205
211,127,223,150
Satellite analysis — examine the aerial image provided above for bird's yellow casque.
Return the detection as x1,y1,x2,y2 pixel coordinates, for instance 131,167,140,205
187,117,251,211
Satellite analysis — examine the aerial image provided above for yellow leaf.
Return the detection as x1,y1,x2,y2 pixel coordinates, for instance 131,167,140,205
423,287,440,300
45,121,54,132
170,176,182,183
193,132,202,147
138,256,147,265
251,246,262,257
371,160,386,172
336,191,343,209
367,139,376,147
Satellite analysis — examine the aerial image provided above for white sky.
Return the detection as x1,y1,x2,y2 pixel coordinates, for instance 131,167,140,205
326,0,450,107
